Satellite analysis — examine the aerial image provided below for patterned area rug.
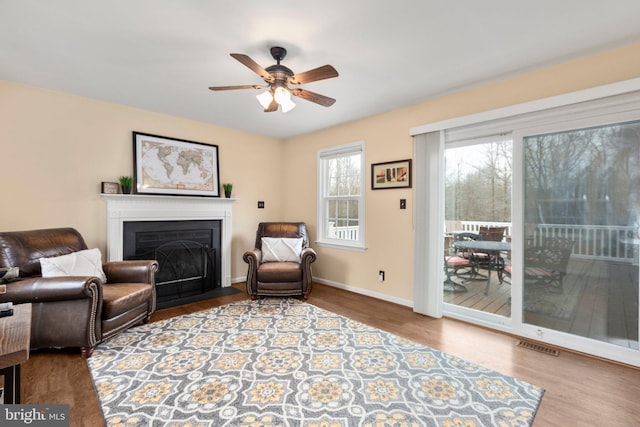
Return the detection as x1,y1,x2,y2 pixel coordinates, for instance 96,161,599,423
87,299,544,426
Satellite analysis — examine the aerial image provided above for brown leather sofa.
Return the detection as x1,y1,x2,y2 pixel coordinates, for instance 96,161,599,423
0,227,158,357
243,222,317,299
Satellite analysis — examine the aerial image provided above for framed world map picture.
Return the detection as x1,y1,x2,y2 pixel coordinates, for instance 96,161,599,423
133,132,220,197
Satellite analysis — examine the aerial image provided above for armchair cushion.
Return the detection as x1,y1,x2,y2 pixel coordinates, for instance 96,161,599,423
257,261,302,282
40,248,107,283
261,237,303,263
101,282,154,320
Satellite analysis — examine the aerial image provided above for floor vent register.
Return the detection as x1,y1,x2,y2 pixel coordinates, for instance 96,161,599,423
517,340,560,357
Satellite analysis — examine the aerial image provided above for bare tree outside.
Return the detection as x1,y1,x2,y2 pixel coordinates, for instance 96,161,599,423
326,154,361,236
445,140,512,224
524,122,640,227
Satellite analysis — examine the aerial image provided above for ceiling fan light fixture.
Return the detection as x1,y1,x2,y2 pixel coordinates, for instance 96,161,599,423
280,97,296,113
273,86,291,104
256,90,273,109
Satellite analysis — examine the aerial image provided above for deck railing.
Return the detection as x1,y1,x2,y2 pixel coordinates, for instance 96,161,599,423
532,224,637,262
328,223,359,240
333,220,637,262
452,220,637,263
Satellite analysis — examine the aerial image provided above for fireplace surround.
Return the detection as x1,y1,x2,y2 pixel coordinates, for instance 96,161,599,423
102,195,234,307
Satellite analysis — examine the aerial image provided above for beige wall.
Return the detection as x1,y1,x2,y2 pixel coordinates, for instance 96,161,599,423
0,81,284,279
283,42,640,303
2,42,640,300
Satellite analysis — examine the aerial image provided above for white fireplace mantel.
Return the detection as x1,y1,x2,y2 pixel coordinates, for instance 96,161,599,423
102,194,235,287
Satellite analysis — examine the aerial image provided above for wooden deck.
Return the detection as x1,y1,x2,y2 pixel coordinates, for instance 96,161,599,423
444,258,639,349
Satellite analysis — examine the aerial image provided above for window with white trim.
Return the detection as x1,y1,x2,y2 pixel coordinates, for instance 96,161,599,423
317,141,366,250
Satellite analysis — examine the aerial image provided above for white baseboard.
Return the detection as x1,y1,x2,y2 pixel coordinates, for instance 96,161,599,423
232,276,414,309
314,278,414,309
232,276,246,285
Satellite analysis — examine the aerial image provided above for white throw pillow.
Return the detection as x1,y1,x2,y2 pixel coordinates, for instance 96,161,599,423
261,237,303,263
40,248,108,283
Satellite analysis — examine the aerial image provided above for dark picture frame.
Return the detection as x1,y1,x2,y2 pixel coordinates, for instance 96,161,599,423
133,132,220,197
371,159,412,190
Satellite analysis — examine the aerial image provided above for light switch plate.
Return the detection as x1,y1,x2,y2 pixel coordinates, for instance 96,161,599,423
400,199,407,209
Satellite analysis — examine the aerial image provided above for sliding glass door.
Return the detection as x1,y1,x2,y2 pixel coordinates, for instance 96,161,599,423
443,137,512,320
440,120,639,364
521,120,639,350
416,84,640,365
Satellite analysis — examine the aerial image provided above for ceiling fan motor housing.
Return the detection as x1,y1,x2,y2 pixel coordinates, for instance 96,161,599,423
268,47,294,89
270,46,287,63
265,64,294,89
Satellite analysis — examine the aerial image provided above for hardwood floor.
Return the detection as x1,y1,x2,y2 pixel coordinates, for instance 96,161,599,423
18,282,640,426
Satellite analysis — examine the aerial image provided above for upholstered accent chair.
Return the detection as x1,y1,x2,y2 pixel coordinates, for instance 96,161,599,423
243,222,317,300
0,227,158,357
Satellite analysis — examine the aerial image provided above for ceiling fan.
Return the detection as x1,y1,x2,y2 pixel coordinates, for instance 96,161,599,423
208,46,338,113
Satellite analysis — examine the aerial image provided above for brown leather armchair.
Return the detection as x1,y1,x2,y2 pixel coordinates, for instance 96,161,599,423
0,227,158,357
243,222,317,299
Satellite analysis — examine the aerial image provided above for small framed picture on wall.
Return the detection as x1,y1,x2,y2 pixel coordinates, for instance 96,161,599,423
101,182,120,194
371,159,412,190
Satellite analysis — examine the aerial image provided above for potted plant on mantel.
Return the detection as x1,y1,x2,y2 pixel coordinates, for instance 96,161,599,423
223,183,233,198
119,176,133,194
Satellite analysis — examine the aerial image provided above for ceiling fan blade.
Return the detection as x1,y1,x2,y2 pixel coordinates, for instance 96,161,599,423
208,84,265,91
230,53,275,83
291,88,336,107
264,99,279,112
289,65,339,85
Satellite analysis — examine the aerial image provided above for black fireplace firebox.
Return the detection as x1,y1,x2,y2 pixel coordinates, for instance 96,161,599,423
123,220,222,309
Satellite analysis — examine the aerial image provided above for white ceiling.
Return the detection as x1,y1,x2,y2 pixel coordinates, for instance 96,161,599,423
2,1,640,139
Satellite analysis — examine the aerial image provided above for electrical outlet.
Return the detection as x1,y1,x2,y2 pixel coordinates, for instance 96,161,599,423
378,270,385,282
258,201,265,209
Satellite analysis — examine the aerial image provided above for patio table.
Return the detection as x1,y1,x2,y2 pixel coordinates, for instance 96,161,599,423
453,240,511,295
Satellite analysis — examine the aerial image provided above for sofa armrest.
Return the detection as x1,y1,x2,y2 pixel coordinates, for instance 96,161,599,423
243,248,262,266
0,276,102,304
103,260,159,284
300,247,317,298
301,247,317,265
243,249,262,297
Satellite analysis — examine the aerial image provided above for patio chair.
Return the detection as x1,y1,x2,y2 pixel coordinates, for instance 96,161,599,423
479,226,507,242
479,226,508,281
443,254,474,292
524,238,574,292
454,232,489,272
504,238,574,293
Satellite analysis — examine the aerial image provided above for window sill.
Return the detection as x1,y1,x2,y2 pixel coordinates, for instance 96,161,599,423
315,240,367,252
